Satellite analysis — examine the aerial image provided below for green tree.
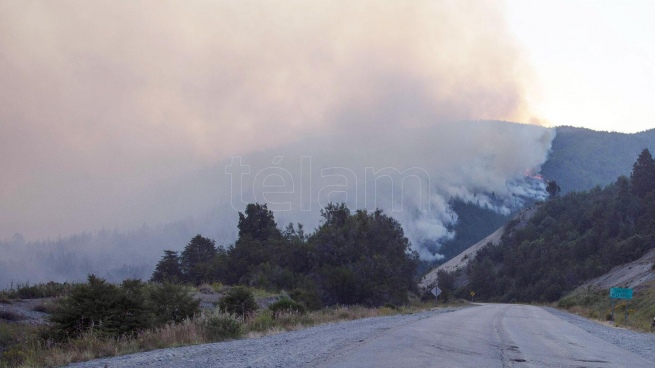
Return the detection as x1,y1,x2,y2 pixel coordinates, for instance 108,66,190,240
150,250,183,283
181,235,217,285
237,203,282,241
310,204,419,306
436,269,455,302
546,180,561,197
631,148,655,198
225,203,288,285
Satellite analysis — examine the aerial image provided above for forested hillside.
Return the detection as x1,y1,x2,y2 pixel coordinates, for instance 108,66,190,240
459,149,655,303
541,127,655,193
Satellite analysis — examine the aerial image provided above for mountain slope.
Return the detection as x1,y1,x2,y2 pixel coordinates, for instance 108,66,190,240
419,206,537,290
449,166,655,302
541,126,655,193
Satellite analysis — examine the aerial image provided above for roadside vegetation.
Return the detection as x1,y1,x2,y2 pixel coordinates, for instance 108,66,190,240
0,279,458,367
558,280,655,332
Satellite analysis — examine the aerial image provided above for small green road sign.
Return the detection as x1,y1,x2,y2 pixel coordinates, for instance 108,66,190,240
610,287,633,300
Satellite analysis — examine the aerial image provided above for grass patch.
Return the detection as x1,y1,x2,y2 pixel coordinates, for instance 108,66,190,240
0,282,75,300
557,282,655,331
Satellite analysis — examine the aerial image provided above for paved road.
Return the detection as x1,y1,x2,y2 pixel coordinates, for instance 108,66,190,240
317,304,651,368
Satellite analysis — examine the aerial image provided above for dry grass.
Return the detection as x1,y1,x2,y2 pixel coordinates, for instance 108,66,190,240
558,282,655,332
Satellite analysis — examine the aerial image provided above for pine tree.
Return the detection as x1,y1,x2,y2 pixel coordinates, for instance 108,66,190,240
630,148,655,198
150,250,183,283
180,235,217,285
237,203,281,241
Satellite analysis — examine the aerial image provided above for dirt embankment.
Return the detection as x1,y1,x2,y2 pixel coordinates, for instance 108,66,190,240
578,248,655,292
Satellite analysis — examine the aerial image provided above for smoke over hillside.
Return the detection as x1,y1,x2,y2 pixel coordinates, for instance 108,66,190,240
0,1,553,286
220,121,554,259
0,121,554,288
1,0,540,239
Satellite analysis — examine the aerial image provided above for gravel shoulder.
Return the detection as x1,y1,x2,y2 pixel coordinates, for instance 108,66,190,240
543,306,655,360
67,307,466,368
0,298,51,325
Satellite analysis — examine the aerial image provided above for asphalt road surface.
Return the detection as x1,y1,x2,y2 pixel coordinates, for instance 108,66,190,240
318,304,651,368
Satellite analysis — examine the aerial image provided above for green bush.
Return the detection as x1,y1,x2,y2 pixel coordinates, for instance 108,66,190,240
148,283,200,325
49,276,200,340
289,287,322,311
203,314,242,341
218,287,258,317
268,298,306,315
247,310,276,332
49,276,153,339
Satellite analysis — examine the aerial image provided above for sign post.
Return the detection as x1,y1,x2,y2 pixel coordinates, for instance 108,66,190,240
609,287,633,322
431,287,442,304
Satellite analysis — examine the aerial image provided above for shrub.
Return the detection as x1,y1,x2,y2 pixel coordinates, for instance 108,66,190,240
268,298,306,315
49,276,151,339
148,283,200,326
218,287,258,317
49,276,199,340
2,281,73,299
32,301,58,314
289,287,322,311
0,311,25,322
203,314,242,341
247,311,276,332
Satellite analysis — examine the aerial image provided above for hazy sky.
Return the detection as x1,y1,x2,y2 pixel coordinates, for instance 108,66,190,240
0,0,653,240
506,0,655,133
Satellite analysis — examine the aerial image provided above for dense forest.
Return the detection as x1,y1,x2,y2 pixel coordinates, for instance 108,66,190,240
460,149,655,302
152,203,419,308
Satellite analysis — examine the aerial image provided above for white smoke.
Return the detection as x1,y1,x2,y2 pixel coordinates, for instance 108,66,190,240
0,0,555,286
219,121,555,259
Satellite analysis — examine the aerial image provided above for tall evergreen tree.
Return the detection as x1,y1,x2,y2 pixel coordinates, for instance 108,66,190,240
180,235,217,285
631,148,655,198
150,250,183,283
237,203,281,241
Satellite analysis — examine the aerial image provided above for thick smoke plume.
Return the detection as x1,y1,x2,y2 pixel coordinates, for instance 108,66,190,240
0,0,538,238
221,121,554,260
0,1,553,286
